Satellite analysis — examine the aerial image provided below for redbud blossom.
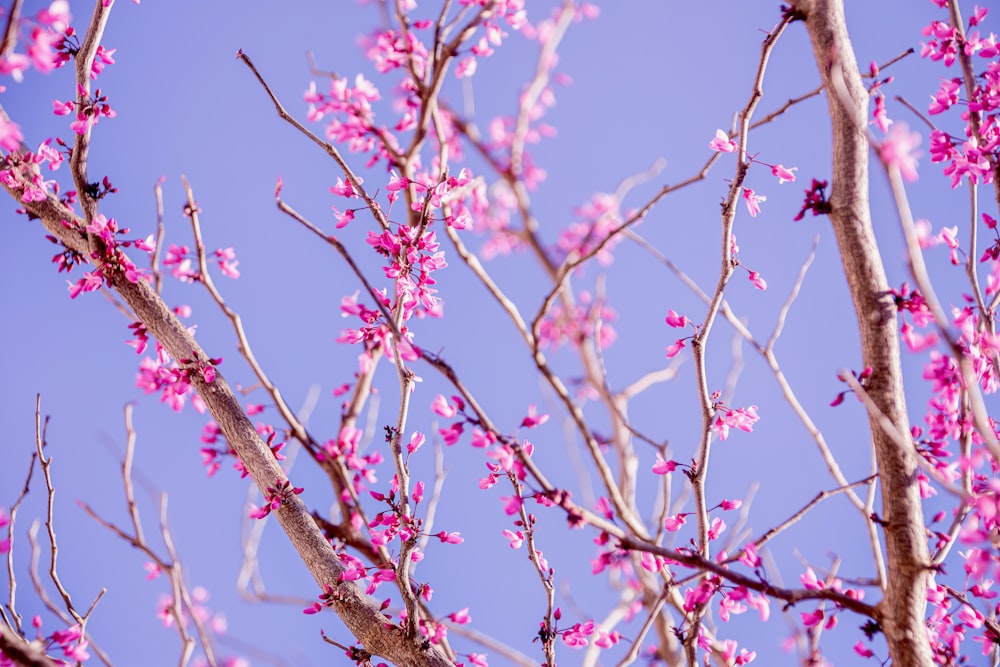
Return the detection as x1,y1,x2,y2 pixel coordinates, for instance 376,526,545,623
709,129,737,153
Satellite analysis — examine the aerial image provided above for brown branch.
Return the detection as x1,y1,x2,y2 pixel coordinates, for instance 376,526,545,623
5,187,451,667
0,0,21,60
0,623,61,667
618,537,879,620
238,51,390,231
797,1,932,663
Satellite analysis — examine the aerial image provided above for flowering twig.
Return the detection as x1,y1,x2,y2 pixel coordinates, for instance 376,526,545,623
238,51,389,231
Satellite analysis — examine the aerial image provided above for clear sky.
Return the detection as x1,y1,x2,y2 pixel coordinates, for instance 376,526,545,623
0,1,989,665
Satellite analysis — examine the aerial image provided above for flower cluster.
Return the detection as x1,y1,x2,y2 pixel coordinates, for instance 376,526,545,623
248,477,304,520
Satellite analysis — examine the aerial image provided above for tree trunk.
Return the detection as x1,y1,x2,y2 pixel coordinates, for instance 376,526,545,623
797,1,933,664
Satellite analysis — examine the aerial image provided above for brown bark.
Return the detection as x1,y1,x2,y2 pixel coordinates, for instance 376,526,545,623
796,1,933,664
6,188,452,667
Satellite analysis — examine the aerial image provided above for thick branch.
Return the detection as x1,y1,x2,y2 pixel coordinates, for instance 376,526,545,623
797,1,932,664
7,188,452,667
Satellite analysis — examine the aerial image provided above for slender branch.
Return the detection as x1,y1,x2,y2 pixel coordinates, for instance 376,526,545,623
238,52,390,230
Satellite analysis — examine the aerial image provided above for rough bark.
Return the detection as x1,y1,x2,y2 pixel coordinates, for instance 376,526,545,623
796,1,933,664
7,188,452,667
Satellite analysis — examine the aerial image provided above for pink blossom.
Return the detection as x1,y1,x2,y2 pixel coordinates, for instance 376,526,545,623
432,394,458,418
664,309,688,328
707,516,726,540
456,55,477,78
449,608,471,624
747,270,767,290
38,1,71,28
652,454,677,474
665,339,686,358
713,405,759,440
0,118,23,151
664,513,687,531
879,122,922,182
928,77,961,114
800,566,824,590
502,528,524,548
801,608,824,627
709,129,737,153
872,94,892,132
333,206,355,228
520,404,549,428
742,188,765,217
436,530,463,544
406,431,425,454
214,247,240,279
771,164,797,183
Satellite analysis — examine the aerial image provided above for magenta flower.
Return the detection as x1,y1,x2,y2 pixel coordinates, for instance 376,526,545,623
664,309,688,328
879,122,922,182
663,513,687,532
665,339,686,358
872,94,892,132
801,608,825,628
332,206,355,229
431,394,457,418
0,118,23,151
739,542,761,568
0,509,9,555
520,403,549,428
709,129,737,153
652,454,677,474
502,528,524,548
747,270,767,291
771,164,797,184
741,188,765,217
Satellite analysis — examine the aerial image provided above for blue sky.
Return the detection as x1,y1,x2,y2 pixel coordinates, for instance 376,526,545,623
0,1,990,665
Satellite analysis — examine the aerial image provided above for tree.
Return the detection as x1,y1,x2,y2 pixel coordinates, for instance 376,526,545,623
1,0,998,665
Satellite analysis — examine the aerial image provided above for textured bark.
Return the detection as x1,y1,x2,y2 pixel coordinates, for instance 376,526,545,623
0,624,61,667
8,188,452,667
796,1,933,664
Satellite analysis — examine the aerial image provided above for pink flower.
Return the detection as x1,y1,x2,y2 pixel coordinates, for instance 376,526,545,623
800,566,824,590
333,206,355,228
801,608,824,628
709,129,737,153
456,55,477,78
713,405,759,440
665,339,686,358
879,122,922,182
0,118,23,151
502,528,524,548
520,404,549,428
214,247,240,279
652,454,677,474
742,188,765,217
872,94,892,132
664,513,687,531
664,309,688,328
854,641,874,658
739,542,762,568
771,164,797,183
448,608,471,624
747,270,767,290
431,394,457,418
